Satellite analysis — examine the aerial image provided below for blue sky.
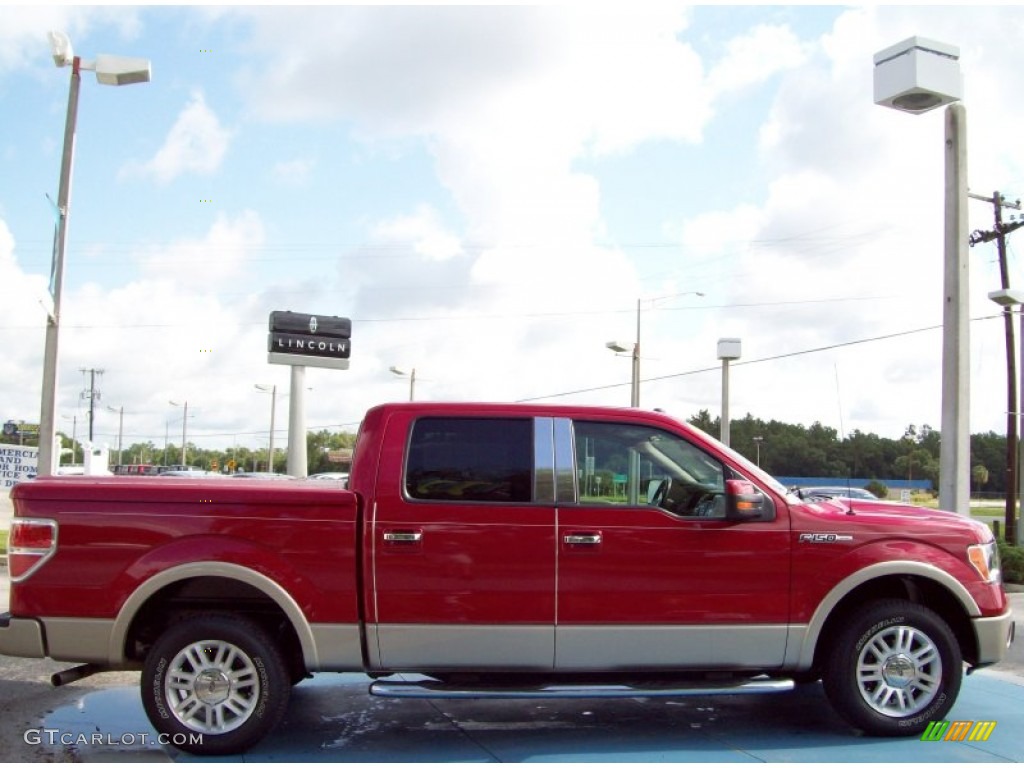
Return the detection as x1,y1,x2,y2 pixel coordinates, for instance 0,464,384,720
2,4,1023,463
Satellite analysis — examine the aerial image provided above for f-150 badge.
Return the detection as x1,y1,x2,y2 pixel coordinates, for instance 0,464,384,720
799,533,854,543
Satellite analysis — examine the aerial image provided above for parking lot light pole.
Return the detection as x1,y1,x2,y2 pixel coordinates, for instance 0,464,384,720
106,405,124,467
606,292,704,408
169,400,188,466
389,366,416,401
989,288,1024,546
255,384,277,472
37,32,150,477
873,37,968,515
718,338,741,446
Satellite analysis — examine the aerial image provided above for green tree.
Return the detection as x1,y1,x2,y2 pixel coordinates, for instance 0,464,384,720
972,464,990,494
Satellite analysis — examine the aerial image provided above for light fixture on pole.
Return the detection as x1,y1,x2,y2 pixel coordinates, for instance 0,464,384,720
606,292,705,408
753,435,764,467
389,366,416,401
989,288,1024,546
874,36,968,516
169,400,188,466
255,384,278,472
717,338,741,446
605,341,639,408
37,32,151,477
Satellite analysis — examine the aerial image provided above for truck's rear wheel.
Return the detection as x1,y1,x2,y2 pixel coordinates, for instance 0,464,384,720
823,599,961,736
141,614,289,755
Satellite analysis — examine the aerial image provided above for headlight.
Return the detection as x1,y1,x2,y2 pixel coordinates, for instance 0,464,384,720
967,540,1001,584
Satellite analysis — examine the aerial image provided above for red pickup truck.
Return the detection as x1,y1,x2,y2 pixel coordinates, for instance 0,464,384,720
1,402,1014,755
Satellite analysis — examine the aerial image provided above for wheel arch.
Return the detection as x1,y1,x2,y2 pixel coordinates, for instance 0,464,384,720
794,561,979,672
109,562,318,671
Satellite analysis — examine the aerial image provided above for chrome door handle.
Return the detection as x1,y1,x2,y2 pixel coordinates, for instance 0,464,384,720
383,531,423,543
563,533,602,545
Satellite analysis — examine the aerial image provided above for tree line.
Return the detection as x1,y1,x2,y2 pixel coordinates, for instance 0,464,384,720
688,411,1006,497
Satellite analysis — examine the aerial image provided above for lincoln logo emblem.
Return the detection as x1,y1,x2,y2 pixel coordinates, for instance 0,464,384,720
309,316,318,333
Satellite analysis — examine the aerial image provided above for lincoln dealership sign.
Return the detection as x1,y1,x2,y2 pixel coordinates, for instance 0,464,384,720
268,311,351,370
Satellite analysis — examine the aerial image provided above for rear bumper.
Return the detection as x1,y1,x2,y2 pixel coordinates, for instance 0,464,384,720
0,612,47,659
973,608,1015,665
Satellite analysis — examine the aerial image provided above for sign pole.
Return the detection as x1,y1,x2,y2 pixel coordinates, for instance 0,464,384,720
287,365,307,478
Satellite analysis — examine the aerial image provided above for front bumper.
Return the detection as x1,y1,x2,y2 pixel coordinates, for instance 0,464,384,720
973,608,1015,665
0,612,47,659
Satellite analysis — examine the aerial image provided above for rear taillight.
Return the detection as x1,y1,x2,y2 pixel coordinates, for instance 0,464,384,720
8,518,58,582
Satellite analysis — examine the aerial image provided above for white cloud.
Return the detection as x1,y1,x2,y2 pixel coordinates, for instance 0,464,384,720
372,206,462,262
707,23,809,97
137,210,264,285
123,91,231,184
272,158,313,186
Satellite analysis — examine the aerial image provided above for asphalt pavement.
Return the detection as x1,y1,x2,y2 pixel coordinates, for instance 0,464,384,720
0,561,1021,763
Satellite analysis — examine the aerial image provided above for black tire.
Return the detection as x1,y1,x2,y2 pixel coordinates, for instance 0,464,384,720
141,614,290,755
822,599,961,737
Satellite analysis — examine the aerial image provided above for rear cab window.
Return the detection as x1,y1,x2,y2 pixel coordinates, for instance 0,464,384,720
404,417,534,503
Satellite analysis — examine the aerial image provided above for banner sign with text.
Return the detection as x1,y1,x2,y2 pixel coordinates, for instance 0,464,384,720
1,444,38,489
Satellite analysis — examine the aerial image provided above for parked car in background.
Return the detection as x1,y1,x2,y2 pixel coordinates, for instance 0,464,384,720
796,486,879,501
230,471,295,479
307,472,349,483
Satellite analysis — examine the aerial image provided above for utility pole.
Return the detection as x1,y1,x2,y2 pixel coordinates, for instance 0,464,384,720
80,367,103,442
970,190,1024,545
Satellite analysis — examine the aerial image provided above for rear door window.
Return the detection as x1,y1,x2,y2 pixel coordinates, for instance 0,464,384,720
405,417,534,503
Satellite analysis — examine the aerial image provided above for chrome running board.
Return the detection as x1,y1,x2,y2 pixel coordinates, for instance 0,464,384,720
369,676,794,700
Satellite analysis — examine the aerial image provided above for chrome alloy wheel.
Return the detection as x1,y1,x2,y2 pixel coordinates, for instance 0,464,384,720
856,624,941,717
164,639,260,735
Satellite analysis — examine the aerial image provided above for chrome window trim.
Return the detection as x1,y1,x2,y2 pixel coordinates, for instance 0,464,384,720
553,417,577,503
534,417,556,504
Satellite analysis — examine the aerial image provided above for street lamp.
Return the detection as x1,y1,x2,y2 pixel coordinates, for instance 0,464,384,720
874,36,968,516
753,435,764,467
605,340,639,407
989,288,1024,546
255,384,277,472
389,366,416,401
37,32,151,477
606,292,704,408
106,404,124,468
717,338,741,446
169,400,188,466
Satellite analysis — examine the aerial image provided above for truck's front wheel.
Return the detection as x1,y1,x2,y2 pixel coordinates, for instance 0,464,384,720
141,614,290,755
823,599,961,736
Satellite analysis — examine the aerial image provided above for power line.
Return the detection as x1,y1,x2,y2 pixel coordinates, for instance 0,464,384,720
0,294,897,332
517,314,1002,403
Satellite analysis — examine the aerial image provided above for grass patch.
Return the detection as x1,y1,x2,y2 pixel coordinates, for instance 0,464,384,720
0,529,6,554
